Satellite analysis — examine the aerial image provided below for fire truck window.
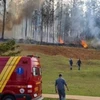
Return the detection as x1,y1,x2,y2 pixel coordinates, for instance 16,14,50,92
33,67,40,76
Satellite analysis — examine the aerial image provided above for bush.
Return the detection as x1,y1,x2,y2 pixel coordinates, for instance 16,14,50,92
0,40,21,56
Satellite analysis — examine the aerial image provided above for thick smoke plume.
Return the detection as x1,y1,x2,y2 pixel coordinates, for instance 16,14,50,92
1,0,44,39
8,0,44,25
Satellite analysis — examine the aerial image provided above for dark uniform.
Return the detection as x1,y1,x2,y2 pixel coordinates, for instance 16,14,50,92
77,59,81,70
69,58,73,70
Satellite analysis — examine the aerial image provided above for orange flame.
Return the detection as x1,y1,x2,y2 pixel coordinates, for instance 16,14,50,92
58,37,64,44
81,40,88,48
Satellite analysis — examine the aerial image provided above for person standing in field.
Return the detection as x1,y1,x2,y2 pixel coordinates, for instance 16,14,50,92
77,58,82,70
55,74,69,100
69,58,73,70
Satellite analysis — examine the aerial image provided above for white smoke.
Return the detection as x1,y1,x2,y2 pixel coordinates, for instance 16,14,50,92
85,0,100,47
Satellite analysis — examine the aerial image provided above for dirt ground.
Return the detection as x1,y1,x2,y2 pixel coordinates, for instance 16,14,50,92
20,44,100,60
42,94,100,100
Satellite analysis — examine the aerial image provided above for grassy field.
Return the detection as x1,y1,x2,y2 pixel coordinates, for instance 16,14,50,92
40,54,100,97
19,44,100,97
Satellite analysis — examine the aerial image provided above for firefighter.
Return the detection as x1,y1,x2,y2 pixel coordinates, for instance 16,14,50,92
77,58,82,70
69,58,73,70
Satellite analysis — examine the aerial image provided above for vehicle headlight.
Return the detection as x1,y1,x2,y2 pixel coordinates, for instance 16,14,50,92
34,93,37,97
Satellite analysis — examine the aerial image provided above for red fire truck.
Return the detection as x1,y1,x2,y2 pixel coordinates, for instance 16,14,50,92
0,55,42,100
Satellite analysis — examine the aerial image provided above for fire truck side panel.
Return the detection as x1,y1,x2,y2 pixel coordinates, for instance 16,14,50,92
0,56,42,100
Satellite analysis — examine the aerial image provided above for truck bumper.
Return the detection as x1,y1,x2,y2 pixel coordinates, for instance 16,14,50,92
0,94,43,100
31,96,43,100
16,94,32,100
16,94,43,100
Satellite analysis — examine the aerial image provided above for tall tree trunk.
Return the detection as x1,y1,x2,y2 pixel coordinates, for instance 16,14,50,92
25,17,28,38
40,17,43,43
2,0,6,40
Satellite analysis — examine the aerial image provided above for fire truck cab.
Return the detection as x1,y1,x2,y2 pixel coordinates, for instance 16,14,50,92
0,55,42,100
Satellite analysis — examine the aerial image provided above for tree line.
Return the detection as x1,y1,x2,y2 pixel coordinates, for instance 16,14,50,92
0,0,100,45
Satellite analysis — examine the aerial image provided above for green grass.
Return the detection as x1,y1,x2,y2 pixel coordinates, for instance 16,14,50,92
36,53,100,97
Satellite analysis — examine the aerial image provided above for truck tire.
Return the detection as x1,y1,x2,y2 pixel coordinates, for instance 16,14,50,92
2,95,15,100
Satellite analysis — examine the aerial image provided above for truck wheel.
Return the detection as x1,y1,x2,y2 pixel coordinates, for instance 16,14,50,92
2,95,15,100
